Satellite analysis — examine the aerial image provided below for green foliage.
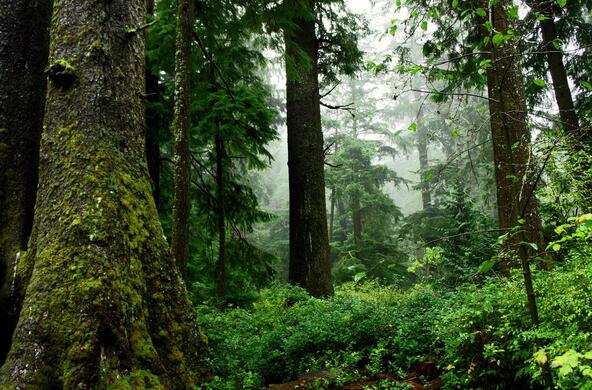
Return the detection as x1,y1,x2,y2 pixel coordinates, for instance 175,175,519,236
198,283,444,388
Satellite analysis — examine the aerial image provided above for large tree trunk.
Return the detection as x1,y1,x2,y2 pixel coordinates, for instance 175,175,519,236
285,0,333,297
171,0,193,280
481,0,546,262
480,1,552,386
0,0,51,365
0,0,206,387
145,0,162,211
416,116,431,210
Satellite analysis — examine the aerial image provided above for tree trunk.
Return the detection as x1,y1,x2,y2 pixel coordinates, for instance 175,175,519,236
328,187,336,242
285,0,333,297
145,0,162,211
480,2,553,386
0,0,207,387
171,0,193,280
0,0,51,366
481,0,546,263
528,0,580,139
352,197,362,245
417,118,431,210
214,129,226,300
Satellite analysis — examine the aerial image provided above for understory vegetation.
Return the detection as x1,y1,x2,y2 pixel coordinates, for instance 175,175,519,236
199,236,592,389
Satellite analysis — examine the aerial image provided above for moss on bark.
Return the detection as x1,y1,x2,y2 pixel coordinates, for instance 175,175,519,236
0,0,207,387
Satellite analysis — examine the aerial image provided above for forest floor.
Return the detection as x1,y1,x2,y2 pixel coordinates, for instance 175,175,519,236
266,362,443,389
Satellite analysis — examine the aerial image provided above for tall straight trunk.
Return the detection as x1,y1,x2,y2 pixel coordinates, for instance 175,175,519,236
171,0,193,279
328,187,336,242
352,198,362,245
480,1,553,386
417,139,431,210
336,195,348,243
214,130,226,299
528,0,580,139
0,0,51,365
481,0,546,262
285,0,333,297
145,0,162,211
0,0,206,387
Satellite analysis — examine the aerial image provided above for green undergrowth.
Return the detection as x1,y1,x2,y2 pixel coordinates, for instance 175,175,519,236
197,243,592,389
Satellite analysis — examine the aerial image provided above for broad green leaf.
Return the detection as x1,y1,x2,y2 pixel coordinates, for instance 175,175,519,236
408,123,417,132
479,260,494,273
581,81,592,90
421,21,428,31
533,79,546,88
451,129,461,137
557,0,567,7
475,7,486,17
552,243,561,252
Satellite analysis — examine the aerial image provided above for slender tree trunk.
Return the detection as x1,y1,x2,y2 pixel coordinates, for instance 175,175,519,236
0,0,206,387
328,187,336,242
0,0,51,366
352,197,362,245
336,195,348,243
214,129,226,300
481,0,546,263
528,0,580,139
145,0,161,211
171,0,193,280
418,140,431,210
285,0,333,297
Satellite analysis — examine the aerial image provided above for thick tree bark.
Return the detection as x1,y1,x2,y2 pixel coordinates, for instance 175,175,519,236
214,130,226,300
145,0,162,211
0,0,206,387
0,0,51,366
481,0,546,263
171,0,193,280
285,0,333,297
481,1,553,386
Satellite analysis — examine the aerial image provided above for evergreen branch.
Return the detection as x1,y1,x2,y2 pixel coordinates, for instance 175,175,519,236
192,29,235,102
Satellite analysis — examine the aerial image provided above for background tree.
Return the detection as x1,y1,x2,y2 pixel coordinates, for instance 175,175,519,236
0,0,206,386
0,0,51,365
171,0,194,279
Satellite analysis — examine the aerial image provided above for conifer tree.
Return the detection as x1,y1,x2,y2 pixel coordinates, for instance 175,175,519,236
171,0,194,279
0,0,206,386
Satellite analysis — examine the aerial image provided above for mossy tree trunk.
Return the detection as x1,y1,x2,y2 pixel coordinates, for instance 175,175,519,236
0,0,51,366
0,0,206,387
171,0,193,280
481,0,546,264
285,0,333,298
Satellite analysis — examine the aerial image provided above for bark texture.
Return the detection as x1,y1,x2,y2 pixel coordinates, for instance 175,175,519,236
0,0,206,387
171,0,193,280
0,0,51,365
416,111,431,210
145,0,162,211
285,0,333,297
482,0,546,262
